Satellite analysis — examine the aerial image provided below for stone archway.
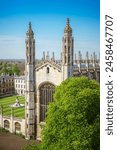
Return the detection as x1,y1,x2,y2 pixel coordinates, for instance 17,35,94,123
15,122,21,133
4,120,10,129
39,82,55,122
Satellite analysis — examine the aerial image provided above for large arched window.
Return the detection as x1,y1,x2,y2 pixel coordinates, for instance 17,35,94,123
40,83,55,122
4,120,10,129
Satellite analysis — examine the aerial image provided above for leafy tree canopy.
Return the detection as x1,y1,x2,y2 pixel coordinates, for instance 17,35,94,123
23,77,100,150
11,64,20,75
0,63,20,75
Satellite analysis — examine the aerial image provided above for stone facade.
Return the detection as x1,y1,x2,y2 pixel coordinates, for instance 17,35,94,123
25,22,35,139
0,75,26,97
14,76,25,95
0,106,25,135
0,19,100,140
25,18,100,140
0,75,14,97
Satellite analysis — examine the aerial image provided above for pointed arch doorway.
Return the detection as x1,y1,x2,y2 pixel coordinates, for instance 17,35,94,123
39,82,55,122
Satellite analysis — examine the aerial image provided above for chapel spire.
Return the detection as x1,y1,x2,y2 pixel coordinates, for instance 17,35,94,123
64,18,72,34
62,18,74,80
29,22,32,30
25,22,35,139
66,18,70,26
26,21,34,37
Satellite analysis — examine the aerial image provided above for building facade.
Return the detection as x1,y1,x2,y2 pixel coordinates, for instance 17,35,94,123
14,76,25,95
25,19,100,140
0,75,14,97
0,75,25,97
0,19,100,139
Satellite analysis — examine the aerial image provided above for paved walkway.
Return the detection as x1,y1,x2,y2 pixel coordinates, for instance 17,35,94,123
0,133,39,150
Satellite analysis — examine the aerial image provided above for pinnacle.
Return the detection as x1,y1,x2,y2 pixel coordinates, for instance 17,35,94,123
29,22,32,30
66,18,70,26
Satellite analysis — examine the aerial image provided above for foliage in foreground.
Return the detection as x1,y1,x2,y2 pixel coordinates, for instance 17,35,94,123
23,77,100,150
22,143,40,150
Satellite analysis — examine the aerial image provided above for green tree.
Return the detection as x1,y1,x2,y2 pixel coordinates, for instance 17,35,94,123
41,77,100,150
12,64,20,75
22,143,40,150
0,63,21,75
1,63,8,75
23,77,100,150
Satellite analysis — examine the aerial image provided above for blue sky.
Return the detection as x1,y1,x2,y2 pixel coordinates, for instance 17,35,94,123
0,0,100,59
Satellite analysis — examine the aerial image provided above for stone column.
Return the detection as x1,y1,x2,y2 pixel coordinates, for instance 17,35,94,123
36,89,41,140
85,51,89,72
10,107,14,133
43,51,45,60
78,51,82,72
52,52,55,61
74,53,77,64
93,52,96,70
0,105,3,128
36,89,39,138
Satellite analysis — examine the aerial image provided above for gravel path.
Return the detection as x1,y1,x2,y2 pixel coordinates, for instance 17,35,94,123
0,133,39,150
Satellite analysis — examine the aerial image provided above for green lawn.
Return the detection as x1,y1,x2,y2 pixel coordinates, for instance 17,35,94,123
0,95,25,118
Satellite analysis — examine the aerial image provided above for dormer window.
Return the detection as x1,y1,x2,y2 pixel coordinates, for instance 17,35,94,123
47,67,49,74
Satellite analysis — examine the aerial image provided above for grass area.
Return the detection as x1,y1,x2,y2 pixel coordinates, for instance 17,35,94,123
0,95,25,118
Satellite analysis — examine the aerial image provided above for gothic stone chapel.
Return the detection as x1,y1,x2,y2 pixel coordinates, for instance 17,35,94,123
25,18,100,140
